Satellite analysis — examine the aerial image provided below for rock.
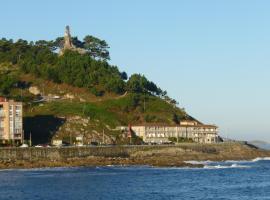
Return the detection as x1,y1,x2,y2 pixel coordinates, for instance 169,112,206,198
74,116,81,120
79,98,86,102
29,86,41,95
64,93,75,99
65,128,71,132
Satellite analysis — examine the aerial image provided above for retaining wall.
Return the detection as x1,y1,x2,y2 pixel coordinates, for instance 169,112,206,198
0,143,233,161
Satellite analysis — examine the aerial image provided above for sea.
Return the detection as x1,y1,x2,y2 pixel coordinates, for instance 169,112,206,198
1,158,270,200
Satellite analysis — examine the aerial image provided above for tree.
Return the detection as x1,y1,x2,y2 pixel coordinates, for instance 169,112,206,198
0,74,17,95
72,37,84,48
120,71,128,80
105,78,125,94
35,40,57,51
53,37,65,49
127,74,164,96
127,74,144,93
0,36,168,99
172,113,180,124
130,94,140,108
83,35,110,60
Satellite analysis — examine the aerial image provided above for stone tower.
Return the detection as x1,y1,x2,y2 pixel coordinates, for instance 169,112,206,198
59,25,86,56
63,25,74,50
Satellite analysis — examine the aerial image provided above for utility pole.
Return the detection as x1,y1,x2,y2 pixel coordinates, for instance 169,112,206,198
144,95,146,112
82,134,84,146
21,130,24,145
102,129,105,145
82,103,86,115
42,83,45,97
29,132,32,147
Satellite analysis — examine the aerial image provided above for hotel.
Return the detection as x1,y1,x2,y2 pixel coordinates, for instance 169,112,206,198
118,120,219,144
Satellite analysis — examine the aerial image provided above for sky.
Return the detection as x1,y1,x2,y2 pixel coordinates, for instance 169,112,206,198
1,0,270,141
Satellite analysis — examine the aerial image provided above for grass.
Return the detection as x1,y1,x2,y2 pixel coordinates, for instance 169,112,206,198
25,101,120,127
98,93,187,125
16,73,187,127
7,72,191,144
24,92,187,129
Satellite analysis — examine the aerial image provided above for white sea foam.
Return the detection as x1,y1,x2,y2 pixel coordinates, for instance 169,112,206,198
251,157,270,162
185,157,270,166
184,160,214,165
224,157,270,163
224,160,249,163
203,164,250,169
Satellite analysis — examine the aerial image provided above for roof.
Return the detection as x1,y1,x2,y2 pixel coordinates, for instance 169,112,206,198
0,97,7,102
0,97,22,104
130,123,218,128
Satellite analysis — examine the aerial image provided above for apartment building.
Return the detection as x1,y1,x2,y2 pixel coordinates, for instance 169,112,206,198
118,120,219,144
0,97,23,144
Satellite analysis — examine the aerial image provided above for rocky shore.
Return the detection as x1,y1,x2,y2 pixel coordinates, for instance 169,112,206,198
0,143,269,169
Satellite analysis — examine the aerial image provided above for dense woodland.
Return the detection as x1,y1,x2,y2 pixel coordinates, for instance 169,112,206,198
0,35,179,106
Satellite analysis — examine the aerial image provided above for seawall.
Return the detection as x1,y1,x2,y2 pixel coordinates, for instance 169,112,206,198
0,143,229,161
0,145,177,161
0,143,261,162
1,143,269,169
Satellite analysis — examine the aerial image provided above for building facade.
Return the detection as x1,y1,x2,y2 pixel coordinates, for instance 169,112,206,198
0,97,23,144
118,120,219,144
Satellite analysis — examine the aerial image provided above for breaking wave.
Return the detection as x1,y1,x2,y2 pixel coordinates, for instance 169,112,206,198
185,157,270,165
203,164,250,169
251,157,270,162
185,157,270,169
184,160,214,165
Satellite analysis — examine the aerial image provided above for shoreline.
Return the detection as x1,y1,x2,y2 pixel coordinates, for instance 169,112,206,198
1,143,270,170
1,156,270,170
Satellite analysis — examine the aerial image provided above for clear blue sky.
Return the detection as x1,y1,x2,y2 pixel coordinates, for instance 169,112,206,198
1,0,270,141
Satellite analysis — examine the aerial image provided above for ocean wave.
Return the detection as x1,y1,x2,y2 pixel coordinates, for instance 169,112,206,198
203,164,250,169
224,160,249,163
184,160,214,165
185,157,270,166
251,157,270,162
224,157,270,163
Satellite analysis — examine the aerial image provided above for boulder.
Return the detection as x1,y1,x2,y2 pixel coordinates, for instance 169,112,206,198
29,86,41,95
64,93,75,99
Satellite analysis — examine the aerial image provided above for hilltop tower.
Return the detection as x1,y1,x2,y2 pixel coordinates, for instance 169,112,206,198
63,25,74,50
59,25,86,56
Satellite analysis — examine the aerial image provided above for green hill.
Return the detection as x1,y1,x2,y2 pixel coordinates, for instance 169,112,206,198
0,36,191,145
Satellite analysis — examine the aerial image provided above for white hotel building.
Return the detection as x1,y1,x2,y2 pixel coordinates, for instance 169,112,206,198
118,120,219,144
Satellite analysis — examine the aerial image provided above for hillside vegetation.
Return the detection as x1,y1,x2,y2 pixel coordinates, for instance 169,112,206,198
0,36,189,145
